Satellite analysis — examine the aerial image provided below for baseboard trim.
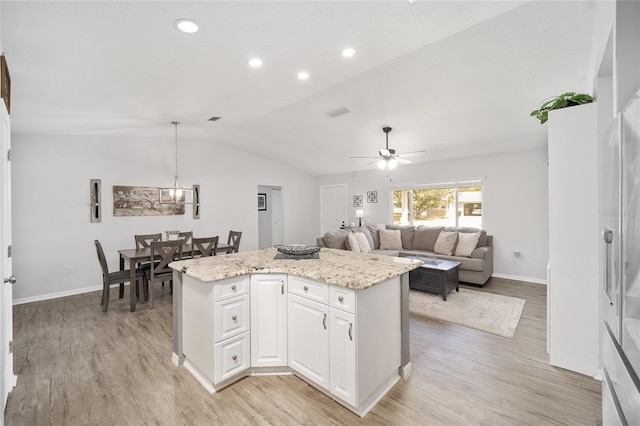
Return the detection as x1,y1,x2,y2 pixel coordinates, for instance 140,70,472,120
491,273,547,285
12,283,126,305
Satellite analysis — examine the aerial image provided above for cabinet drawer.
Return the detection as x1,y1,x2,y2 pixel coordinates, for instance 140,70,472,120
329,287,356,314
213,276,250,301
289,276,329,304
214,331,250,384
214,294,250,343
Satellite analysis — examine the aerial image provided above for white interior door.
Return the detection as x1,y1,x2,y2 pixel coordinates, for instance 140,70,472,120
320,184,347,235
1,101,15,419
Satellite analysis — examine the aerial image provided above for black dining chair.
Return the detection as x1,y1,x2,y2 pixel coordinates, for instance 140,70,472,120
145,240,183,309
192,236,219,258
95,240,144,313
226,230,242,254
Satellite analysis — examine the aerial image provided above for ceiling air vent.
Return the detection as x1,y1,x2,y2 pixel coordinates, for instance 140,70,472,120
208,116,222,121
325,107,350,119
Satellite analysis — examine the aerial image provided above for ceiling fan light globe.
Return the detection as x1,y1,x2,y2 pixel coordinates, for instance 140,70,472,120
377,160,387,170
388,159,398,169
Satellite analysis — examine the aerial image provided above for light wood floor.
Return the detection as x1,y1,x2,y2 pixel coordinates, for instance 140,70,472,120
5,277,601,425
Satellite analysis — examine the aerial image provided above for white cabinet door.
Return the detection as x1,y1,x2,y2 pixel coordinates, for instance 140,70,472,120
288,294,329,390
329,308,357,406
251,274,288,367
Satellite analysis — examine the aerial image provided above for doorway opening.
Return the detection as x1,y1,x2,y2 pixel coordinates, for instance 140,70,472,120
258,185,284,249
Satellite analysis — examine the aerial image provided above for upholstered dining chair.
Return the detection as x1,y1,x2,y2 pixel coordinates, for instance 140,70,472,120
145,240,183,309
226,230,242,254
95,240,144,313
192,236,219,258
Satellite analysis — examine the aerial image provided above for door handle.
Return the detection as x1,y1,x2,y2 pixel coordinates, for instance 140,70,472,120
3,276,16,284
323,313,327,330
603,229,613,304
348,323,353,341
281,281,284,294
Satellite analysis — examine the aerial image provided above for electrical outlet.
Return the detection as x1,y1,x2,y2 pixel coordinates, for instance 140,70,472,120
66,266,73,274
514,252,521,261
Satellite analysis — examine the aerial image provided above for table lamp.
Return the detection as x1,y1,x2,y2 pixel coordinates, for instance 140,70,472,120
355,209,364,227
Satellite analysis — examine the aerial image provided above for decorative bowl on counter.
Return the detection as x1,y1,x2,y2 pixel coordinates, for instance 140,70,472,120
273,244,321,256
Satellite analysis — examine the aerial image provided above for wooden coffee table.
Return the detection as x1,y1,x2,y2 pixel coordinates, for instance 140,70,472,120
405,257,461,301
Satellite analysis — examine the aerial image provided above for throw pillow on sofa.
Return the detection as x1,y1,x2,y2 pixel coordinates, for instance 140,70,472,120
386,224,415,249
323,229,351,249
445,226,488,247
346,233,361,253
366,224,386,249
354,232,372,253
434,231,458,256
379,229,403,250
354,227,375,250
454,232,481,257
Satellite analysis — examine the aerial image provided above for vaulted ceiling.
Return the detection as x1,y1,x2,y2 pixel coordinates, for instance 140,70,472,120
2,1,599,176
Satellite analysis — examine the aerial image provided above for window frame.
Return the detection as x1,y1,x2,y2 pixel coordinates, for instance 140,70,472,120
390,179,484,228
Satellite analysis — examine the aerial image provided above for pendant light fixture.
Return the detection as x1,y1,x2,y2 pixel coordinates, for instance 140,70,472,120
159,121,193,204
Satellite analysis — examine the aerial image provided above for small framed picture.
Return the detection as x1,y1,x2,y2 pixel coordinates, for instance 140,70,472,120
353,195,363,207
367,191,378,203
258,193,267,211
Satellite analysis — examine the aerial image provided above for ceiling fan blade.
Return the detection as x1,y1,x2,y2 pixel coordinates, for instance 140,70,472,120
398,150,427,157
350,156,379,159
396,158,412,164
367,159,381,166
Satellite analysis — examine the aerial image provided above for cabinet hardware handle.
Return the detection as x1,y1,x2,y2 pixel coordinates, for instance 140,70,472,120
232,355,237,361
232,315,237,321
231,285,237,291
281,282,284,294
349,323,353,341
323,313,327,330
303,286,309,292
338,296,344,302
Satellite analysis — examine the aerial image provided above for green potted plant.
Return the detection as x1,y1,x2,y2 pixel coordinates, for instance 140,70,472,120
530,92,595,124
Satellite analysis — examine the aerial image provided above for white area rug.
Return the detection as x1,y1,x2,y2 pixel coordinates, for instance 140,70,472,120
409,288,526,338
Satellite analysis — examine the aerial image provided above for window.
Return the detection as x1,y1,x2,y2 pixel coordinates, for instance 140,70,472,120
392,182,483,228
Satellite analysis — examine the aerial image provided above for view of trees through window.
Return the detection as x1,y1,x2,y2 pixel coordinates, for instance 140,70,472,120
393,185,482,228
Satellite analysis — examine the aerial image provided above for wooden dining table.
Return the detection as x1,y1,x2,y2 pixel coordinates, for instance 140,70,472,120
118,242,231,312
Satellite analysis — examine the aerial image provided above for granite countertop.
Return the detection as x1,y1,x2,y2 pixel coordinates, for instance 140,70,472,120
170,247,423,291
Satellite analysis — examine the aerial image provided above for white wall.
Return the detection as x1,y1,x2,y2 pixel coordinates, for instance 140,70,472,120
316,147,549,282
11,133,317,303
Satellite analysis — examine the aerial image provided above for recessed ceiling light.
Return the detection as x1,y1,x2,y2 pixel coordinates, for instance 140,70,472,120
174,18,199,34
342,48,356,58
297,71,309,80
248,58,263,68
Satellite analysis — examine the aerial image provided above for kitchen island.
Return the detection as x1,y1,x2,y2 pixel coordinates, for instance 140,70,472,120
169,247,422,417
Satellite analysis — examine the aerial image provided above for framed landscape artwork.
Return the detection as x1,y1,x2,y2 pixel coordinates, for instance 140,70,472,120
113,185,185,216
258,193,267,211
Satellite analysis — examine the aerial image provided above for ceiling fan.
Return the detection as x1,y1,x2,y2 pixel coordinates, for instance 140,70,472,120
350,127,426,170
